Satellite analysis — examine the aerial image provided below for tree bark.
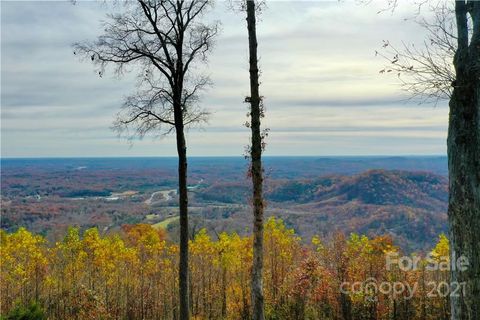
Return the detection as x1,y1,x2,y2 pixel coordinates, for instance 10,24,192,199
448,2,480,320
174,67,189,319
340,290,352,320
246,1,265,320
176,124,189,320
222,266,227,318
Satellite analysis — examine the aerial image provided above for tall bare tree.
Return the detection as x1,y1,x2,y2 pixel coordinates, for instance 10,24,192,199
448,2,479,319
74,1,218,319
244,1,266,319
377,1,479,319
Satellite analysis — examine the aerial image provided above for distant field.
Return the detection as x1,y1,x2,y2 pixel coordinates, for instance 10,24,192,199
152,216,179,229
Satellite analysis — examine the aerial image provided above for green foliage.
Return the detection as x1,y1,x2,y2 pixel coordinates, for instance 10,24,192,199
2,302,46,320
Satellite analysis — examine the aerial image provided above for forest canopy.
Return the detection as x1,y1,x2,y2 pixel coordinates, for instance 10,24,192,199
1,219,451,320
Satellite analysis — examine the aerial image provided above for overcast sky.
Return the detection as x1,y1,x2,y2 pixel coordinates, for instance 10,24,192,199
1,0,449,158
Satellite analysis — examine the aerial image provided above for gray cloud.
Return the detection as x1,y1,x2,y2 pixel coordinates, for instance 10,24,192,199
1,0,449,157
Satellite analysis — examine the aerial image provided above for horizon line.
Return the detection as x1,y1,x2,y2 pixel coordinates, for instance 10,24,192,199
0,154,448,160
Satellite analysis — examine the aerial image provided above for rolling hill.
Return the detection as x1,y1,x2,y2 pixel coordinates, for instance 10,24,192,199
196,169,448,251
1,157,449,251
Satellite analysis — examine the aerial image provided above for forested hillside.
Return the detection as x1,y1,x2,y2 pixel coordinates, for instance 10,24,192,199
1,158,448,251
1,219,451,320
197,169,448,251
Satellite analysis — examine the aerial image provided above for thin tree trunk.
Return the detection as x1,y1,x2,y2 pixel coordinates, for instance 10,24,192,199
340,292,352,320
174,9,190,315
176,122,190,320
421,266,427,320
222,266,227,318
448,2,480,320
246,1,265,319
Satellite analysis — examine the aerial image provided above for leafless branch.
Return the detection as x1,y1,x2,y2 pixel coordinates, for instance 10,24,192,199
74,0,218,140
376,1,457,105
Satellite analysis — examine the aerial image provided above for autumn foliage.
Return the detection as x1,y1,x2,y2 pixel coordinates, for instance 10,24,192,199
1,219,450,319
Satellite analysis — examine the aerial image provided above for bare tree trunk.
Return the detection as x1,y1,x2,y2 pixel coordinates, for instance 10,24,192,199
340,292,352,320
222,266,227,319
448,2,480,320
175,100,190,320
246,1,265,320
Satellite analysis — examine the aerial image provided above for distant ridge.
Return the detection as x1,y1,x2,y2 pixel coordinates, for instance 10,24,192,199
200,169,448,251
264,169,448,251
1,157,448,251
